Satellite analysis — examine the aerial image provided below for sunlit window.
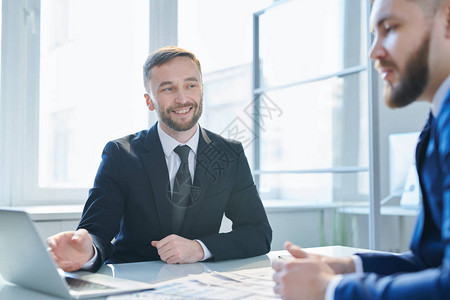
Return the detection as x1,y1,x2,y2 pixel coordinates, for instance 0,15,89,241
254,0,369,203
0,0,2,89
39,0,149,188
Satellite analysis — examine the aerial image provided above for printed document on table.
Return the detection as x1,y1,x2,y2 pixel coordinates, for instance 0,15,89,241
107,267,278,299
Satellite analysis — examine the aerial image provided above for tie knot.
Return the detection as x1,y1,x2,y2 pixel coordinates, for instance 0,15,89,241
174,145,190,163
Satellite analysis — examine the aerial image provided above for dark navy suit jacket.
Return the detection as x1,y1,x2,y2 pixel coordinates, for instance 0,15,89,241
335,90,450,298
77,123,272,271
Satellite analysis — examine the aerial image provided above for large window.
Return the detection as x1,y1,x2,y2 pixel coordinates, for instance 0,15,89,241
254,0,369,204
0,0,2,87
39,0,149,189
0,0,149,204
0,0,390,249
1,0,425,252
1,0,370,209
178,0,370,205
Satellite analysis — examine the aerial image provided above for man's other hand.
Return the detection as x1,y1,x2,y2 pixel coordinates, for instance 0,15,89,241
151,234,204,264
46,229,95,272
285,241,356,274
272,241,358,300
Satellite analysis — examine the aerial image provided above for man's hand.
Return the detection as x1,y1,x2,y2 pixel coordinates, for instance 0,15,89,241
46,229,95,272
272,241,350,300
151,234,204,264
285,241,356,274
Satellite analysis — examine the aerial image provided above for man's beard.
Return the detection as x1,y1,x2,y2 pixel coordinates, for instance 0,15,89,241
382,34,430,108
158,97,203,132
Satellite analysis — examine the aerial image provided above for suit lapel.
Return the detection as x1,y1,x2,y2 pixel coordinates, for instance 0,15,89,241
138,124,173,236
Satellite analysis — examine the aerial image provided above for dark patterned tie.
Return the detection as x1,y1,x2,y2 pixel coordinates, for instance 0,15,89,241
172,145,192,233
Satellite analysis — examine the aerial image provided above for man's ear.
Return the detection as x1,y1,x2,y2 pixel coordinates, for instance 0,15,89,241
445,1,450,38
144,94,156,111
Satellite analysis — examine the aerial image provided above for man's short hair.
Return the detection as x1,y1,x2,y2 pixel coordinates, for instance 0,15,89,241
370,0,447,14
143,46,202,93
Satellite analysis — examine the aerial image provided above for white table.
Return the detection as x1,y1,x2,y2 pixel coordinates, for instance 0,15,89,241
0,246,371,299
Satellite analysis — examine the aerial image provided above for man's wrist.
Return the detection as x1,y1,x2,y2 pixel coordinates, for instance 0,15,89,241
327,256,356,274
81,244,98,270
343,257,356,273
195,239,212,261
351,255,363,273
324,275,343,300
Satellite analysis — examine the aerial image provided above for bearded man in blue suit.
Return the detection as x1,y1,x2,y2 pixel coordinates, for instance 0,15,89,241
47,46,272,272
272,0,450,299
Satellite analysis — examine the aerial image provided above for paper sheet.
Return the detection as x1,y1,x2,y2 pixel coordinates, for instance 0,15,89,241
107,267,278,299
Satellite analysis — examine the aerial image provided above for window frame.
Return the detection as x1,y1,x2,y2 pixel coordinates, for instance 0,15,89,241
0,0,83,206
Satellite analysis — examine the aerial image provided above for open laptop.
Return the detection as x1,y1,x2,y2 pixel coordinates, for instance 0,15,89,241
0,208,154,299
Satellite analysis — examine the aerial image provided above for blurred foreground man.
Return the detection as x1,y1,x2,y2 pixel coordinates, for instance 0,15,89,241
272,0,450,299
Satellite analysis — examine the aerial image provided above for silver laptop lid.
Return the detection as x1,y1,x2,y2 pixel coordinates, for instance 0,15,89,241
0,208,72,298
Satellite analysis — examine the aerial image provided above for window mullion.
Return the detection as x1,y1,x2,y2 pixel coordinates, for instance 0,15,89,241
0,0,38,206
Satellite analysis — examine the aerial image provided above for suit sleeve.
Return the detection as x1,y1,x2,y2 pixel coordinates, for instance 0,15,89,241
441,95,450,269
200,142,272,260
355,251,427,275
334,99,450,299
77,141,127,271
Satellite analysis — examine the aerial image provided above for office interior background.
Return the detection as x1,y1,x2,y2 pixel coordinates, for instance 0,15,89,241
0,0,431,252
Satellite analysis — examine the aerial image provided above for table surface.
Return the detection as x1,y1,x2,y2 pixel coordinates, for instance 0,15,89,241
0,246,372,299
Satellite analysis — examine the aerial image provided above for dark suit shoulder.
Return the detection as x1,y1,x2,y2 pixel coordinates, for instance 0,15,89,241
202,128,245,158
105,129,149,154
113,129,148,144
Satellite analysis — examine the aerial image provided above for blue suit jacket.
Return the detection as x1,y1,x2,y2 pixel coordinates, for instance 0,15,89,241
335,90,450,299
77,124,272,270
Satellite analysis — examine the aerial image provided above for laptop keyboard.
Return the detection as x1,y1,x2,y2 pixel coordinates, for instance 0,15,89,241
65,277,114,291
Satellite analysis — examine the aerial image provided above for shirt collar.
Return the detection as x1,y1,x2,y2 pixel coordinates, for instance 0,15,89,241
157,122,200,158
431,75,450,117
